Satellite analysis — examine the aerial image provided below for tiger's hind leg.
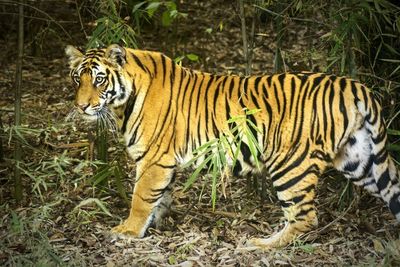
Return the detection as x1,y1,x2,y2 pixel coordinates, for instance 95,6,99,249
334,125,400,221
248,157,326,249
333,127,379,196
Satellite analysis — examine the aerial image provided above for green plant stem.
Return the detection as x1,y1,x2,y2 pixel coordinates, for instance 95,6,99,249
96,120,108,187
14,0,24,202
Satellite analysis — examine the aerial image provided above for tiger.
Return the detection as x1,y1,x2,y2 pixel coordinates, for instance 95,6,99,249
65,44,400,249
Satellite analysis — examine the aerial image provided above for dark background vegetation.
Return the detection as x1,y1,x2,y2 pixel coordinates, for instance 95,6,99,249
0,0,399,266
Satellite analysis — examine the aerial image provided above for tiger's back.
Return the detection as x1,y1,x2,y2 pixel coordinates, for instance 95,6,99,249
66,44,400,249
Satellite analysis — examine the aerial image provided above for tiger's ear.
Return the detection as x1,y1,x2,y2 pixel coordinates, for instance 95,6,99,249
65,45,83,69
106,44,126,67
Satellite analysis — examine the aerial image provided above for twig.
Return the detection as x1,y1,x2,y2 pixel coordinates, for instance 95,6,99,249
44,141,90,149
254,4,329,27
0,12,77,23
75,0,88,38
358,72,400,85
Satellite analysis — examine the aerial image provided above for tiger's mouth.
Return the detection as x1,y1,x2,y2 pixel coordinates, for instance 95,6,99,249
79,107,118,132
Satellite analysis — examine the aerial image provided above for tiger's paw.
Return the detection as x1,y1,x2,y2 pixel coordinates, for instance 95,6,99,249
246,237,283,250
245,223,301,250
111,223,140,237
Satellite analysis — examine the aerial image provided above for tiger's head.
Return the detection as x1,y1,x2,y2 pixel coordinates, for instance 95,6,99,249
65,44,131,120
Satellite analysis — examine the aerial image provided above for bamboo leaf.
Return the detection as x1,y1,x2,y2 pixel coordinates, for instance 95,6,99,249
146,2,162,17
387,129,400,136
211,163,218,210
184,155,213,190
90,165,112,186
74,198,113,217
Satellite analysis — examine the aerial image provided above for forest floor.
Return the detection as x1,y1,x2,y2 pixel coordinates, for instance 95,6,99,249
1,1,400,266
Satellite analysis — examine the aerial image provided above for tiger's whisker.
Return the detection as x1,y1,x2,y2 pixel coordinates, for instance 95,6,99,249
65,108,78,122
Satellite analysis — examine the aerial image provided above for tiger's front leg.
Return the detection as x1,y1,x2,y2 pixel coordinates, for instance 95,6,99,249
112,158,175,237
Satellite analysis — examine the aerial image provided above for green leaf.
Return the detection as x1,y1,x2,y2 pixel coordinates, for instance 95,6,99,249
169,9,179,19
298,243,315,253
174,55,185,64
388,144,400,152
186,53,199,61
211,164,218,210
390,64,400,77
182,140,217,169
165,1,177,11
161,10,173,27
379,58,400,63
245,108,261,115
90,165,112,186
387,129,400,136
132,1,147,14
146,2,161,17
184,155,213,190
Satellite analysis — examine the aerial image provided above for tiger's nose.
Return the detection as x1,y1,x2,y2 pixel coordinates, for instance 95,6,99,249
76,103,89,113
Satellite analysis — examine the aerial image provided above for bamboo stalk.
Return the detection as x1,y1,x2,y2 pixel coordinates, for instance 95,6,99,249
0,115,4,162
14,0,24,202
239,0,250,76
273,4,284,73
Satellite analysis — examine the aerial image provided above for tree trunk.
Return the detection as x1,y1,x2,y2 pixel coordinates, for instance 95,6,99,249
14,0,24,202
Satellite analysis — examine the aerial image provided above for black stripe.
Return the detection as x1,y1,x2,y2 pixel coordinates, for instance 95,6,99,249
389,192,400,215
343,161,360,172
280,194,306,208
350,81,360,106
185,73,200,144
338,90,349,148
130,52,148,73
272,140,310,181
289,76,296,116
121,95,136,133
213,76,225,108
228,77,235,97
322,80,331,141
373,149,388,165
273,76,281,113
376,169,391,191
329,78,336,151
274,163,319,192
161,54,167,86
294,207,315,219
128,116,143,146
150,55,157,77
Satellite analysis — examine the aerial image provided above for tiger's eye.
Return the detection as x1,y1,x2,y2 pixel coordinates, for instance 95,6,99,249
95,76,105,84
